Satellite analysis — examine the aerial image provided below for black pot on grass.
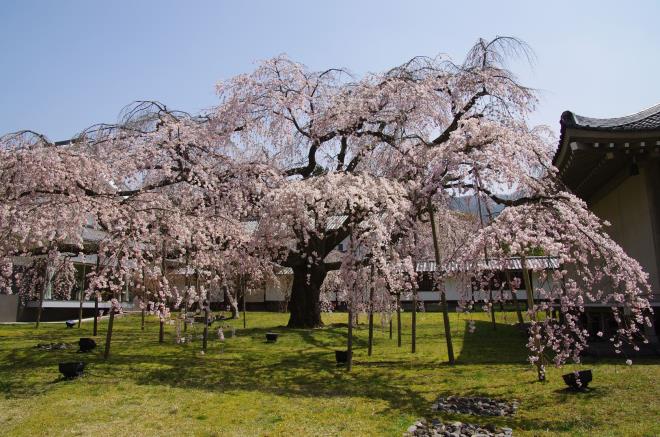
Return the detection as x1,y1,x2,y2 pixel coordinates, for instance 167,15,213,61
78,338,97,352
562,369,592,390
59,361,85,379
335,350,351,365
265,332,279,343
65,320,76,328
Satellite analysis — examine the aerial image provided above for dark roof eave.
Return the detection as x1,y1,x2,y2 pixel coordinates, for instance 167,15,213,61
553,103,660,168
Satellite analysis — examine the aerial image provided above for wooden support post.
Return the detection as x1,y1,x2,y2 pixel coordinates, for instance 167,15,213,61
521,255,545,382
36,261,49,329
93,294,99,336
198,271,208,352
78,262,86,328
411,288,417,353
396,293,402,347
489,287,497,330
347,305,353,371
242,275,247,329
93,255,100,336
103,304,115,359
506,269,524,325
141,267,147,331
159,240,167,344
183,249,190,333
428,199,455,365
368,265,375,357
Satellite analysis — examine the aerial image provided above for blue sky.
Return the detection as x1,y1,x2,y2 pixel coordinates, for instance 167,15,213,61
1,0,659,142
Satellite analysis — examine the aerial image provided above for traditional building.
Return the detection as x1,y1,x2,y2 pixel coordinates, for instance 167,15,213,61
554,103,660,347
0,226,135,323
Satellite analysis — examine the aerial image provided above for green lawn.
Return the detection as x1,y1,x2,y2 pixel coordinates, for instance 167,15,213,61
0,311,658,437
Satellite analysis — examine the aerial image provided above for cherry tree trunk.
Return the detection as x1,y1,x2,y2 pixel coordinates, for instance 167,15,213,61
223,285,239,319
287,264,327,328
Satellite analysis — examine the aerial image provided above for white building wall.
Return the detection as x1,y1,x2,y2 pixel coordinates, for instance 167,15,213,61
402,272,549,302
223,271,552,304
265,276,291,301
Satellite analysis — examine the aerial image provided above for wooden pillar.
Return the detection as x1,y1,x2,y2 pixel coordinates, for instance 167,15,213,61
141,267,147,331
347,305,353,371
429,199,455,365
93,254,100,336
506,269,524,325
242,275,247,329
78,261,86,328
159,241,166,344
396,293,402,347
36,260,49,329
522,255,544,382
368,265,375,357
489,286,497,331
411,288,417,353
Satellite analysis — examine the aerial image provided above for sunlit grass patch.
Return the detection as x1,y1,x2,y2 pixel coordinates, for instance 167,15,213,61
0,311,657,436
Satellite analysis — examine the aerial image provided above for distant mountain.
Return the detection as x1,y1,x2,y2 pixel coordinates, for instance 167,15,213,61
449,194,518,222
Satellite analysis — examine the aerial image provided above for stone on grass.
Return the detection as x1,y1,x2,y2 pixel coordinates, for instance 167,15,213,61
35,342,72,351
404,418,513,437
432,396,518,416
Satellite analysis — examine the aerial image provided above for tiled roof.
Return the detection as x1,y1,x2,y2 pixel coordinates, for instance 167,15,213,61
416,256,559,273
561,103,660,131
553,103,660,167
242,215,348,235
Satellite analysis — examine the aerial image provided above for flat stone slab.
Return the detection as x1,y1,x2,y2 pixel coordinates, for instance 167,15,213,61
431,396,518,416
404,418,513,437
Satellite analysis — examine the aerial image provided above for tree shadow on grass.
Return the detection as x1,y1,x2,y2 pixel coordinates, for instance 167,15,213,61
120,348,431,414
0,321,428,412
0,315,654,435
456,319,528,364
553,386,606,398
